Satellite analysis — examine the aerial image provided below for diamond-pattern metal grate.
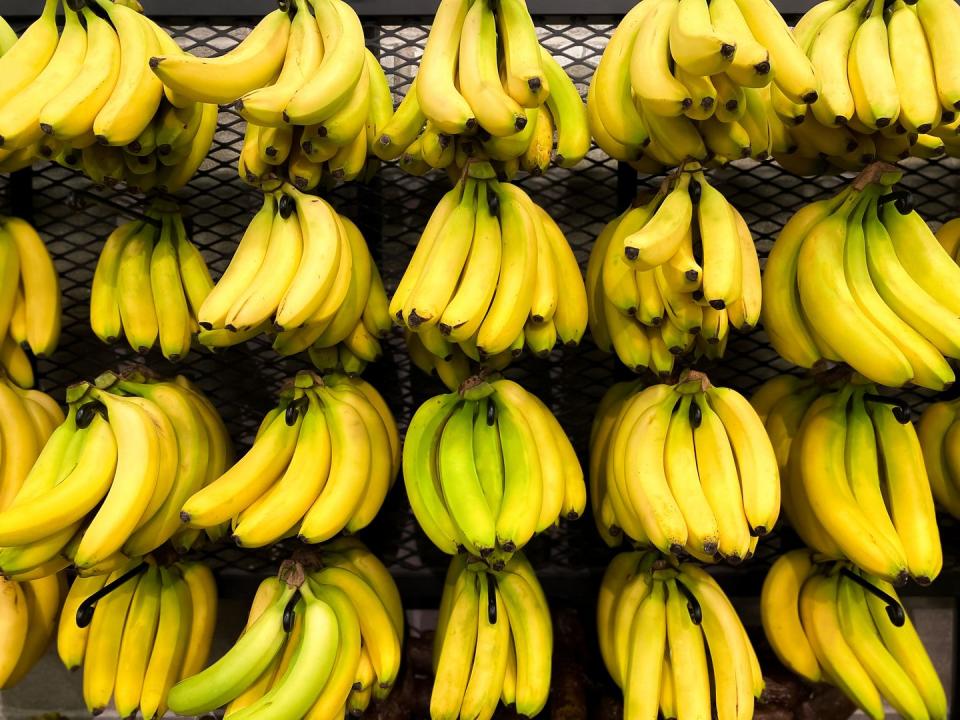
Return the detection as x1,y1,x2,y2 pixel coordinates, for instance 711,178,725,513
1,16,959,602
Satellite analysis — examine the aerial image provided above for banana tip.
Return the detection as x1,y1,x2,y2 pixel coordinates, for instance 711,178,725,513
179,511,191,524
148,57,161,69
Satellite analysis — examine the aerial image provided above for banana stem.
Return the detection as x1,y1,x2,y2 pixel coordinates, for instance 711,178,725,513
673,579,703,625
486,573,498,624
75,561,149,628
839,567,906,627
862,393,911,423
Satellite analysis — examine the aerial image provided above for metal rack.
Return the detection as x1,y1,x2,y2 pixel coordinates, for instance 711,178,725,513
1,9,959,609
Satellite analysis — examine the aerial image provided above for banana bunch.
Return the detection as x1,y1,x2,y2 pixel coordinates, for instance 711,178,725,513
392,168,587,363
588,0,818,166
763,166,960,390
0,373,64,567
238,45,391,190
403,375,584,567
181,371,398,547
91,204,213,361
432,551,552,720
587,169,761,375
169,543,403,720
918,395,960,519
374,0,590,176
197,187,391,370
590,372,778,563
0,215,61,387
0,370,231,577
598,552,763,720
154,0,380,182
781,0,960,154
753,375,941,585
0,0,216,192
58,558,218,718
0,572,65,690
761,549,947,720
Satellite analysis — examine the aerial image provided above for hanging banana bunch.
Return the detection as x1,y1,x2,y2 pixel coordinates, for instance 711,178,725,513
598,552,764,720
169,543,403,719
763,163,960,390
761,550,947,720
91,202,213,362
767,0,960,169
0,215,61,386
392,164,587,365
57,558,218,718
752,374,942,586
0,572,66,690
0,370,231,577
180,371,399,547
403,374,585,569
196,187,390,374
374,0,590,178
430,551,552,720
587,167,761,375
0,0,216,190
590,371,778,562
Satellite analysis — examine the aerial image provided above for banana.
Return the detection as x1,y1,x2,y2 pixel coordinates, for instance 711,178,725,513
862,574,948,720
917,0,960,111
0,410,116,547
181,405,303,528
460,0,526,137
760,549,821,682
476,184,538,356
3,216,60,357
591,1,653,147
491,390,542,553
888,0,941,134
416,0,475,135
275,189,343,330
179,562,217,679
691,391,751,561
151,216,191,361
796,193,913,386
706,385,779,535
671,0,737,76
801,574,885,719
1,574,61,688
665,578,711,720
285,0,365,127
168,582,296,715
114,565,163,718
300,583,361,720
82,563,142,714
73,392,160,569
837,574,929,720
0,0,58,106
403,178,479,328
298,386,371,543
848,0,899,130
438,182,500,342
226,193,303,330
624,579,666,720
459,572,509,720
695,172,742,308
869,401,941,585
681,565,756,719
808,0,867,127
40,7,120,142
801,389,910,582
0,578,27,687
882,201,960,316
91,1,164,147
236,0,322,127
709,0,770,87
539,48,589,168
431,569,479,720
151,9,290,105
233,392,329,548
0,17,14,56
633,0,694,117
91,221,139,344
623,175,693,269
733,0,818,104
116,221,159,353
919,401,960,517
0,6,86,151
495,558,552,718
373,77,425,161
